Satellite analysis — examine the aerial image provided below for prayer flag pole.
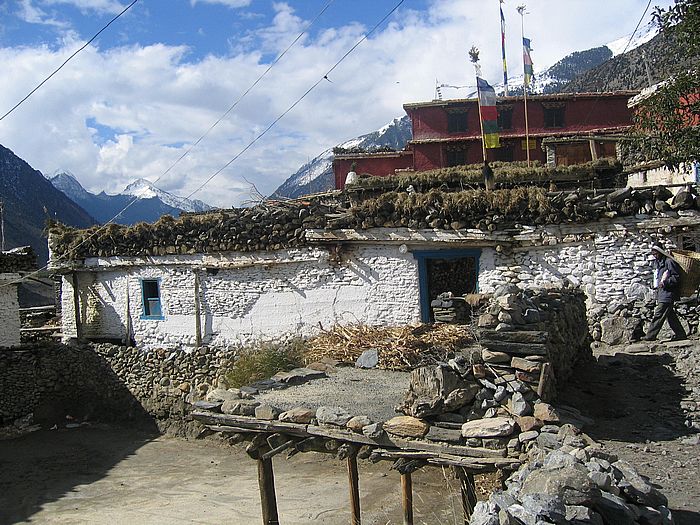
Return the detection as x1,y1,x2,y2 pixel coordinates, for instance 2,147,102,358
518,5,533,167
500,0,509,96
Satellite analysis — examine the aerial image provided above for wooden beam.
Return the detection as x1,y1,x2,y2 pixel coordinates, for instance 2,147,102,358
401,473,414,525
257,458,280,525
454,467,478,524
71,272,82,340
193,272,202,349
347,453,361,525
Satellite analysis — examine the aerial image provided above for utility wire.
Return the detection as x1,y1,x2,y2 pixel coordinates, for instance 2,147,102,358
0,0,140,122
0,0,346,288
156,0,336,185
185,0,406,201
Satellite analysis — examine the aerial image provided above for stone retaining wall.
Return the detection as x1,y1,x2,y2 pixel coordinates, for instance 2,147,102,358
0,274,21,347
0,342,239,437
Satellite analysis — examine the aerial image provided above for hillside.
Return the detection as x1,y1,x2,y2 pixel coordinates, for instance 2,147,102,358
0,145,95,264
563,31,692,92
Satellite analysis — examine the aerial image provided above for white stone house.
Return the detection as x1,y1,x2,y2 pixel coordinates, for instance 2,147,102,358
50,210,700,351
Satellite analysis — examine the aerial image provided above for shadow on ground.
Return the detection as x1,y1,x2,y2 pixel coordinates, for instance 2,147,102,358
560,351,691,443
0,426,159,524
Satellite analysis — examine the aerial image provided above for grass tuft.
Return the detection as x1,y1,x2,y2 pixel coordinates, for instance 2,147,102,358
224,338,306,388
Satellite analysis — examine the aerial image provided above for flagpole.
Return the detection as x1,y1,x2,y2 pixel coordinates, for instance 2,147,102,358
500,0,509,96
519,5,531,167
478,90,488,162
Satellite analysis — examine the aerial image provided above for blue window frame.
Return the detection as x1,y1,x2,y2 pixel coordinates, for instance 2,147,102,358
140,278,164,320
413,249,481,323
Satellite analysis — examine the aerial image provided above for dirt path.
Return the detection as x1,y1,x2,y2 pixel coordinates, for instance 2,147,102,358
559,340,700,525
0,426,473,525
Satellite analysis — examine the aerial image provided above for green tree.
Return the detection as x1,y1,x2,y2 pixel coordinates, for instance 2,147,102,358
633,0,700,167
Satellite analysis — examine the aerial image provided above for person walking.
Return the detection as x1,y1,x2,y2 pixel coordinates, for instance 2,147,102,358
643,244,687,341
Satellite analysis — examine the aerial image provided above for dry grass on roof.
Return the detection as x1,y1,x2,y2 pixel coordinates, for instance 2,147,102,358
354,186,553,218
305,323,476,371
351,159,620,191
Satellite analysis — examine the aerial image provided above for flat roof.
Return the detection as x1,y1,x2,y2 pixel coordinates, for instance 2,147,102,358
403,91,641,110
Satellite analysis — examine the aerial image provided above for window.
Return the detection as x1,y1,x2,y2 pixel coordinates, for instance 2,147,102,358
497,108,513,130
446,148,467,167
544,107,565,128
494,145,514,162
447,111,468,133
141,279,163,319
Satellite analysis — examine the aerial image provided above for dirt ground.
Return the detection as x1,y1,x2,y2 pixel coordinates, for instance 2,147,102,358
0,426,478,525
559,339,700,525
2,340,700,525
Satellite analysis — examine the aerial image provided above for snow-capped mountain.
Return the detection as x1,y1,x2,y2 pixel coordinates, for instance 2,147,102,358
0,147,94,264
270,116,412,199
49,172,213,226
122,178,211,213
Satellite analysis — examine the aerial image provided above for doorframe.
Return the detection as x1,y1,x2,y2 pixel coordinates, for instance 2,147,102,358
412,249,481,323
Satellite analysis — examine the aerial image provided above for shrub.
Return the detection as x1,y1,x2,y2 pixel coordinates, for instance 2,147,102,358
224,338,306,388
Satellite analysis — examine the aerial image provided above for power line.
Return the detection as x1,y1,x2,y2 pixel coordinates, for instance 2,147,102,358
185,0,407,201
0,0,140,122
156,0,336,185
0,0,345,289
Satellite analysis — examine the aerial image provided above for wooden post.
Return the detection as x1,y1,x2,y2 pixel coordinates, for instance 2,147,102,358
347,453,361,525
124,279,132,346
71,272,82,340
401,472,414,525
257,457,279,525
455,467,477,523
193,272,202,349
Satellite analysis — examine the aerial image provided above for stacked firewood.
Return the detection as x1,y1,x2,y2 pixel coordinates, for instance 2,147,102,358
48,183,700,261
0,246,36,273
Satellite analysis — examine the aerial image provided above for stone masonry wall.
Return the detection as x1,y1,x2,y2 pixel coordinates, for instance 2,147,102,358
0,275,21,347
0,342,237,437
61,246,420,350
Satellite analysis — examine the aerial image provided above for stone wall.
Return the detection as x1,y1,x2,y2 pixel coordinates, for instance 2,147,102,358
0,342,237,436
0,274,21,347
60,246,421,350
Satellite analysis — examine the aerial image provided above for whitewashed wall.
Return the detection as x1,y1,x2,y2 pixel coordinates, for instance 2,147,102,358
61,246,421,350
0,275,21,347
478,230,662,312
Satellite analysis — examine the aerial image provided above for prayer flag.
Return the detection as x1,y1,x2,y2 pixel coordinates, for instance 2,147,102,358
523,37,534,86
477,77,500,149
500,2,508,95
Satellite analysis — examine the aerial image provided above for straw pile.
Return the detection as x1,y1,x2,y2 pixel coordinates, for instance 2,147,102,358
304,323,476,371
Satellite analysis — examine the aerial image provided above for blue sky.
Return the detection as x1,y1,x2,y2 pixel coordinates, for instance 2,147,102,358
0,0,675,207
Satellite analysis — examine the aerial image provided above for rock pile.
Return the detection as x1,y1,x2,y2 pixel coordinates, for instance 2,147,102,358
477,286,592,392
48,183,700,261
0,246,36,273
470,425,674,525
431,292,472,323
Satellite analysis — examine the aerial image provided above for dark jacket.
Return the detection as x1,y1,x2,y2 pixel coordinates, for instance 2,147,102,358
655,255,682,303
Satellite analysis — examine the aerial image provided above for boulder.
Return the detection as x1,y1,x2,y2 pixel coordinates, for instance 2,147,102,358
533,402,561,423
278,407,315,424
346,415,372,433
461,417,516,438
255,404,281,420
519,464,600,506
402,365,478,418
383,416,430,438
613,460,669,508
316,406,352,427
355,349,379,369
221,399,259,416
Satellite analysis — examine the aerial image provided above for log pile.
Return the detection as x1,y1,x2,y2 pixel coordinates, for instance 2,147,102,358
0,246,36,273
48,182,700,261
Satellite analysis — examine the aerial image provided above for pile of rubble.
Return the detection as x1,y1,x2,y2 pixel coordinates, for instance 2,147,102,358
470,426,674,525
676,345,700,433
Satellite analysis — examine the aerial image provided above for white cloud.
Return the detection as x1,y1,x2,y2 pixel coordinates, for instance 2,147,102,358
0,0,675,208
190,0,252,8
42,0,128,15
17,0,69,27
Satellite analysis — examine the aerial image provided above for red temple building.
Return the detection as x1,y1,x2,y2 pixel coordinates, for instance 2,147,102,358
334,91,639,189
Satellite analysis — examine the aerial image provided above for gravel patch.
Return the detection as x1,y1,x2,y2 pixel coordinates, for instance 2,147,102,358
255,366,410,422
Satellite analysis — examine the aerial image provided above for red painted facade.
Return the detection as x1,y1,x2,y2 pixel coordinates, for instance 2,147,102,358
333,92,638,188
